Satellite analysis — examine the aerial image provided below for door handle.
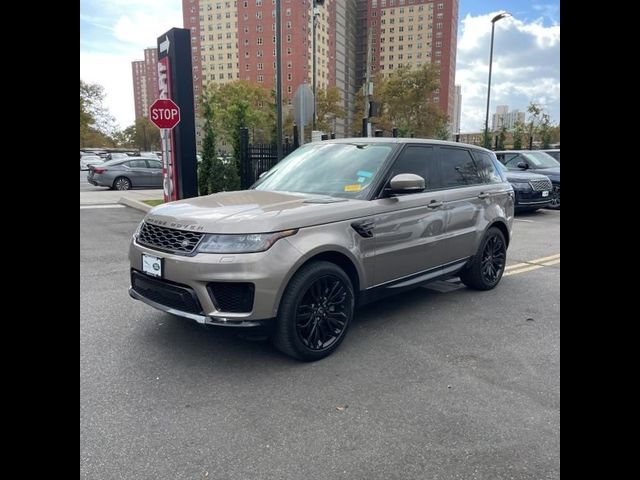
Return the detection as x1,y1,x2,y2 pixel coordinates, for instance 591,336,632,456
427,201,443,209
477,192,490,199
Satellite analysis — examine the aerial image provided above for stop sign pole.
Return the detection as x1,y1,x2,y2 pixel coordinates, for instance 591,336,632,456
149,99,180,203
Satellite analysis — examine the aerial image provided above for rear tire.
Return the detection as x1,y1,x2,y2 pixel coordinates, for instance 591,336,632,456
460,227,507,291
272,261,354,361
113,176,132,191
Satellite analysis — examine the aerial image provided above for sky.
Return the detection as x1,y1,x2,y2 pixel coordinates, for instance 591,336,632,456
80,0,560,133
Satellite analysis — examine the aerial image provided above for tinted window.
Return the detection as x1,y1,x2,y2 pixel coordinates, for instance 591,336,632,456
504,154,525,168
147,160,162,169
473,151,503,184
389,146,440,190
128,160,148,168
440,148,482,188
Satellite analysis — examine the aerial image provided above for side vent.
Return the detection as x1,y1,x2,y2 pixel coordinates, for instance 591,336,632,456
351,220,375,238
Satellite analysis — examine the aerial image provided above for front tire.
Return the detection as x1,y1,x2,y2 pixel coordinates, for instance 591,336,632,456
272,261,354,361
460,227,507,290
547,185,560,209
113,176,132,191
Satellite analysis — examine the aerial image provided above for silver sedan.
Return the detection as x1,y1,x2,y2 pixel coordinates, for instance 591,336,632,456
87,157,163,190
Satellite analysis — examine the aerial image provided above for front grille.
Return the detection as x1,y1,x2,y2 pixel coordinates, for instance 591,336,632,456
137,222,204,255
207,282,255,313
131,270,203,314
529,178,552,191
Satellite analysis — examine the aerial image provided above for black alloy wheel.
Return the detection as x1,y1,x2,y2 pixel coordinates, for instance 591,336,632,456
272,261,354,361
295,275,350,351
459,227,507,291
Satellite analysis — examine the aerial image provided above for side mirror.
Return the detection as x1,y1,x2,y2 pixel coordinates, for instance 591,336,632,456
386,173,425,195
517,162,528,169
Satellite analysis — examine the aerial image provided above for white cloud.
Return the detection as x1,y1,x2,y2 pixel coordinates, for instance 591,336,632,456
80,52,137,130
456,12,560,132
80,0,182,129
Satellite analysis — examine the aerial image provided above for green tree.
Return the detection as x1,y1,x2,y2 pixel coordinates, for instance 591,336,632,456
374,63,447,138
117,117,161,150
496,125,507,150
538,113,553,149
512,120,526,149
526,102,543,149
435,122,450,140
80,79,118,147
350,87,367,136
198,92,225,195
316,86,346,134
205,81,273,189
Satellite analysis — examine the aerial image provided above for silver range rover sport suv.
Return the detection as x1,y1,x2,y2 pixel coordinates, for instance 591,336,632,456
129,138,514,361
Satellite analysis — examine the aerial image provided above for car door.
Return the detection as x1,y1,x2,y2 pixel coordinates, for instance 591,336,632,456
146,159,163,187
125,159,151,186
367,145,450,286
437,146,492,263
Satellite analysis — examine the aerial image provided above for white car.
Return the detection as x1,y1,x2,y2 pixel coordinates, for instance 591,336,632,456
80,156,104,171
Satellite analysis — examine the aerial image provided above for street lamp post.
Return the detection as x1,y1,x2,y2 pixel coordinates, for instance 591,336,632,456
483,12,511,149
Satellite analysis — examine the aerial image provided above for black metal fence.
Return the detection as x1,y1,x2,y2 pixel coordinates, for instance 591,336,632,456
239,128,296,189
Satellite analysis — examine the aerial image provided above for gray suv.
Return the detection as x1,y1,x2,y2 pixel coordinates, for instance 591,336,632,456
129,139,514,360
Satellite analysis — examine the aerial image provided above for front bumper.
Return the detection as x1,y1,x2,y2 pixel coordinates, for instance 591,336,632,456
513,188,552,208
128,286,265,327
129,235,299,325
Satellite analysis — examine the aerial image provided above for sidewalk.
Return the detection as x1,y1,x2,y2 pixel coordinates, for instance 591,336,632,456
80,189,162,210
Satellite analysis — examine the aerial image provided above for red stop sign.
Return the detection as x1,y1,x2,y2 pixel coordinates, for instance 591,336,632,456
149,99,181,129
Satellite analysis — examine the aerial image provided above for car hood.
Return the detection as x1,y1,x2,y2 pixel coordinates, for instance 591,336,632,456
529,166,560,182
144,190,374,234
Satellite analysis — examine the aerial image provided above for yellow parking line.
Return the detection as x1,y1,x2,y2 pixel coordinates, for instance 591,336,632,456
504,264,544,276
540,259,560,267
503,253,560,276
532,253,561,263
505,262,529,271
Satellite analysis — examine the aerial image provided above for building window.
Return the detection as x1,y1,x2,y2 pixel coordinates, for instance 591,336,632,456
258,75,264,83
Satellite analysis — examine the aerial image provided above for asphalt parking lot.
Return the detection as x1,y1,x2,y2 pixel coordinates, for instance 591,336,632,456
80,205,559,480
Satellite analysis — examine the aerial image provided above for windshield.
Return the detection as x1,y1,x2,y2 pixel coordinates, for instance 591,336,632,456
253,142,395,199
521,151,559,168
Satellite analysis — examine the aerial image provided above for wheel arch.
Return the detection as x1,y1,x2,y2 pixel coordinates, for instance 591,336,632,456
487,219,510,247
273,247,363,317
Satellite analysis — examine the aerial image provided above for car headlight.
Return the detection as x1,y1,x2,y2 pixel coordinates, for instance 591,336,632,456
133,220,144,239
197,229,298,254
510,181,531,190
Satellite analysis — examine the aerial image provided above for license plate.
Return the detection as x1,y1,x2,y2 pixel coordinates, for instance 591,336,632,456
542,191,549,197
142,254,163,277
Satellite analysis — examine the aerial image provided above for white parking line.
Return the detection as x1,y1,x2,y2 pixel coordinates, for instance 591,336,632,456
514,218,536,223
80,204,125,209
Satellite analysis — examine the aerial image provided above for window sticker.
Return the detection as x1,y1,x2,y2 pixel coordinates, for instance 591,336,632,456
344,184,362,192
357,170,373,178
357,177,366,183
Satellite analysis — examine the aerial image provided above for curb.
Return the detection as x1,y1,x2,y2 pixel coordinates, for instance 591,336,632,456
118,197,153,212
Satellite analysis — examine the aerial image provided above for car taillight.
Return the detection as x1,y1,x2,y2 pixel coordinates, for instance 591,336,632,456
93,168,106,174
